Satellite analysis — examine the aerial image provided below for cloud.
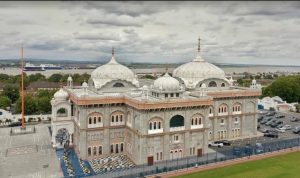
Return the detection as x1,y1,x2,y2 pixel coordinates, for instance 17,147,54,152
73,31,121,41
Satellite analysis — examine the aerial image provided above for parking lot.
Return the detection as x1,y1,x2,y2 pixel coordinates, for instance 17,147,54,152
210,111,300,157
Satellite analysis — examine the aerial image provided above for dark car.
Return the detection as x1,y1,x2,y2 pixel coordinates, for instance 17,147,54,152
291,117,300,122
270,120,283,128
219,140,231,146
275,115,285,118
257,116,264,122
260,117,273,124
265,119,276,126
266,112,275,116
276,123,284,129
264,132,278,138
8,122,22,127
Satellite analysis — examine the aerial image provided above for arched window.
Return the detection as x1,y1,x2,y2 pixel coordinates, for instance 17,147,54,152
94,117,96,124
89,117,92,124
112,116,114,122
154,122,157,129
158,122,161,129
113,82,125,87
170,115,184,128
98,117,101,122
116,115,118,122
208,81,217,87
195,118,198,125
149,122,152,130
191,119,194,125
221,83,225,87
57,108,67,117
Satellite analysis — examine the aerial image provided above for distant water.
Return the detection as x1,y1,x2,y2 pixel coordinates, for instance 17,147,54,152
0,66,299,77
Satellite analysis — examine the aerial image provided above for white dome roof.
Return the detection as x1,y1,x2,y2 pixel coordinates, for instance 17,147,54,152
91,52,139,89
154,73,180,91
67,75,73,81
173,50,226,89
54,88,69,100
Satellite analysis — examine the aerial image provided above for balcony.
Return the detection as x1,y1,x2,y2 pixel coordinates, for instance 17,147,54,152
233,111,242,115
148,128,163,134
191,124,204,129
169,126,185,132
110,122,125,127
88,123,103,128
218,112,228,116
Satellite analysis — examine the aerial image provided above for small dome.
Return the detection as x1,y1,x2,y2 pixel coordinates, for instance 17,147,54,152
91,49,139,89
54,88,69,100
82,81,88,87
153,73,180,91
67,75,73,81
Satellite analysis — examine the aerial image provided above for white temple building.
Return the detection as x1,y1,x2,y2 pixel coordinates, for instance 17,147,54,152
51,39,261,165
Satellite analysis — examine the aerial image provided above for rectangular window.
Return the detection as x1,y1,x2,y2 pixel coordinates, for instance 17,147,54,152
111,144,114,153
176,93,179,97
165,94,168,98
121,143,124,152
88,147,91,156
156,152,159,160
160,152,162,160
98,146,102,155
93,146,97,156
98,117,101,122
171,93,174,97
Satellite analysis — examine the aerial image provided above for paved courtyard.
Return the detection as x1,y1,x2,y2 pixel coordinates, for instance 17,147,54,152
0,124,62,178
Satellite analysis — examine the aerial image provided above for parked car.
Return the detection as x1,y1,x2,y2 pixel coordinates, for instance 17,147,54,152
264,132,278,138
270,120,283,128
265,119,276,126
219,140,231,146
291,117,300,122
260,128,270,133
257,116,264,122
208,141,224,148
281,125,292,130
260,117,273,124
255,143,264,154
275,115,285,118
276,124,284,129
8,122,22,127
292,126,300,134
266,112,275,116
275,128,286,133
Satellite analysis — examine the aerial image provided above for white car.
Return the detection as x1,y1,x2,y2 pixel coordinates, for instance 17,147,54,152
276,128,286,133
208,141,224,148
282,125,292,130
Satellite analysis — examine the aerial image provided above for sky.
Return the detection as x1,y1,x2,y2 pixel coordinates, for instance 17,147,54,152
0,1,300,65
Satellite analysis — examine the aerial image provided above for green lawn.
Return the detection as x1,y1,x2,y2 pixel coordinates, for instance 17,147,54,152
175,151,300,178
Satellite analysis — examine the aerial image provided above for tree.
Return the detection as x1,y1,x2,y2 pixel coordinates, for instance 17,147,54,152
15,95,37,115
3,84,20,103
0,95,11,109
28,73,46,83
262,75,300,103
48,73,63,82
36,96,52,114
0,74,10,83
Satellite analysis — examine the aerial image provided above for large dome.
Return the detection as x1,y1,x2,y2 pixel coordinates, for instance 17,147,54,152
173,41,226,89
91,50,139,89
153,73,180,91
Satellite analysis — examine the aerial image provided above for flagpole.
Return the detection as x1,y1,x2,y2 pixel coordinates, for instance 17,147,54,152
21,47,25,129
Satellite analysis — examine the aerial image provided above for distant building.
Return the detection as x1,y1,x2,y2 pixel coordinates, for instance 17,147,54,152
51,40,261,165
258,96,295,112
26,81,80,92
